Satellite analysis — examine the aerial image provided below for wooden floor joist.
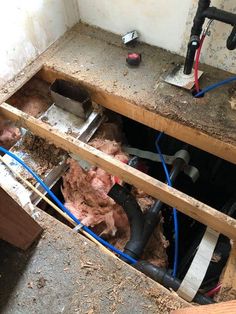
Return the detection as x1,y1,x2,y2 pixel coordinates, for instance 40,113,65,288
1,102,236,240
39,67,236,165
0,187,42,250
172,300,236,314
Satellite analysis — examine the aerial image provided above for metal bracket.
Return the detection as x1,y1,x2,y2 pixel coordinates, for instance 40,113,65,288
73,223,84,233
122,30,139,45
163,64,203,90
123,146,199,182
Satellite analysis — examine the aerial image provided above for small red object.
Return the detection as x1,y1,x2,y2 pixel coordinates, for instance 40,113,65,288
126,53,141,66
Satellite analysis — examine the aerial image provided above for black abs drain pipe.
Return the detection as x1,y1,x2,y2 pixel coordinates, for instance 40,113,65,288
108,178,213,305
108,183,144,260
142,157,185,248
135,261,214,305
108,155,186,260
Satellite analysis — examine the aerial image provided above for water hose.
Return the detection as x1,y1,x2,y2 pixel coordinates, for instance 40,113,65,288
195,76,236,98
155,133,179,278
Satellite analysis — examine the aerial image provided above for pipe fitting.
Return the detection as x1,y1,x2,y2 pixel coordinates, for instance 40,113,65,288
135,261,214,305
108,183,144,260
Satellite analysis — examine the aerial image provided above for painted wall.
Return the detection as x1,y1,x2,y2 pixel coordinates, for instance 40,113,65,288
78,0,191,53
1,0,235,86
0,0,79,86
77,0,236,73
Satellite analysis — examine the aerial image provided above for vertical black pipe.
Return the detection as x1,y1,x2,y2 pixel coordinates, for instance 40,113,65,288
142,157,184,247
183,0,211,74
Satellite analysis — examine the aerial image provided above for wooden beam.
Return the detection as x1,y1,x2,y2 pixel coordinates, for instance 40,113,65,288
0,187,42,250
171,300,236,314
1,103,236,240
39,66,236,165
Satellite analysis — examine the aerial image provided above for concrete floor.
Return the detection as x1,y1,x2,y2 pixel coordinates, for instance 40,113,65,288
0,209,187,314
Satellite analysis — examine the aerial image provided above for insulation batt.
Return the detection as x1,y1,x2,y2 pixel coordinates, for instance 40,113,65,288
0,118,21,149
8,78,51,118
62,139,129,237
62,123,169,267
9,95,49,117
0,79,51,149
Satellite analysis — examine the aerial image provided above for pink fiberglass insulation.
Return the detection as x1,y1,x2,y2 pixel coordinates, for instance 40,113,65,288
9,95,49,118
8,78,52,118
0,79,51,149
62,139,130,238
62,124,169,267
0,118,21,149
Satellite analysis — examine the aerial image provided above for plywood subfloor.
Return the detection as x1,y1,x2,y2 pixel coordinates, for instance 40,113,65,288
0,23,235,163
0,209,187,314
44,24,236,146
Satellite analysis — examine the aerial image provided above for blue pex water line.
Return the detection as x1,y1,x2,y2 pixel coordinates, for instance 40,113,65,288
195,76,236,97
0,146,137,264
155,133,179,278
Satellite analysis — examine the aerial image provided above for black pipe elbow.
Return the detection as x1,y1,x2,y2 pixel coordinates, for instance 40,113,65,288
227,25,236,50
191,0,211,36
202,7,236,26
108,183,144,260
135,261,214,305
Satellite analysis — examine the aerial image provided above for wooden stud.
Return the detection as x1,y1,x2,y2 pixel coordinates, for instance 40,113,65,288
0,187,42,250
171,300,236,314
1,102,236,240
39,66,236,165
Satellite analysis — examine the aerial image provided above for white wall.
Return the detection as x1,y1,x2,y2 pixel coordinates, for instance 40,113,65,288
0,0,79,86
1,0,234,86
77,0,236,73
78,0,191,53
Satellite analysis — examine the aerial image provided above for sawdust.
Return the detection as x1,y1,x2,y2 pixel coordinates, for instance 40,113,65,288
36,277,47,289
14,132,65,181
215,287,236,302
145,287,185,313
22,133,64,165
